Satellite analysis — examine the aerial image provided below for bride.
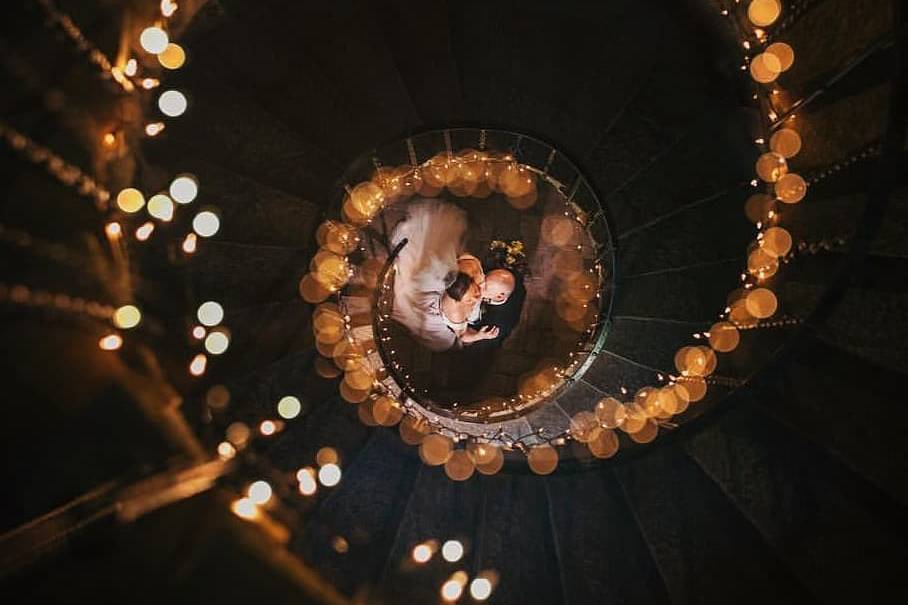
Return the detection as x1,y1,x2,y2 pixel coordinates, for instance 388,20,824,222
390,199,499,352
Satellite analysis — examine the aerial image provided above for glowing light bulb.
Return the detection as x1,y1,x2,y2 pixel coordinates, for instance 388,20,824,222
230,497,258,520
182,233,197,254
189,353,207,376
441,578,465,602
277,395,302,419
124,58,138,76
157,43,185,69
135,221,155,241
318,463,342,487
247,480,272,505
217,441,235,460
192,210,220,237
297,467,317,495
169,174,198,203
116,188,145,213
145,122,166,137
141,78,160,90
140,27,169,54
147,193,175,221
105,222,122,238
113,305,141,329
192,325,206,339
196,301,224,326
99,333,122,350
160,0,178,17
470,578,493,601
412,543,433,563
102,132,116,147
260,420,277,435
442,540,464,562
158,90,187,117
204,329,230,355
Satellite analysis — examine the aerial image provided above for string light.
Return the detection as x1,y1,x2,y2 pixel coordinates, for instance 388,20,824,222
147,193,175,221
112,305,141,329
157,43,186,69
318,463,342,487
277,395,302,419
158,90,187,117
196,301,224,326
135,221,155,241
192,210,220,237
182,233,198,254
189,353,207,376
170,174,199,203
98,333,122,351
145,122,166,136
140,27,169,54
441,540,464,562
247,480,272,505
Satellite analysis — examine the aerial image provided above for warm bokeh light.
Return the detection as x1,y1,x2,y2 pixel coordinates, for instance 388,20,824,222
470,576,494,601
318,463,342,487
372,396,403,426
750,52,782,83
145,122,166,136
124,58,138,76
158,90,188,117
748,0,782,27
570,410,602,443
419,434,454,466
755,152,788,182
708,321,740,352
98,333,122,351
217,441,236,460
744,193,775,224
189,353,207,376
595,397,627,429
197,301,224,326
182,233,198,254
206,384,230,409
588,428,619,459
147,193,175,221
204,328,230,355
412,542,434,564
760,226,793,258
770,128,802,158
113,305,141,329
775,173,807,203
316,447,339,466
135,221,155,241
230,497,259,520
332,536,349,554
259,420,277,436
192,210,220,237
745,287,778,318
140,26,169,54
105,222,122,238
161,0,178,17
226,422,251,447
748,247,779,280
766,42,795,71
527,445,558,475
116,188,145,213
277,395,302,419
297,467,318,495
441,579,464,602
170,174,198,204
247,480,272,505
442,540,464,563
444,450,475,481
157,42,186,69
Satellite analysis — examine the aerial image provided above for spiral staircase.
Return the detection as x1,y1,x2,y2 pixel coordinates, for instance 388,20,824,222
2,0,907,603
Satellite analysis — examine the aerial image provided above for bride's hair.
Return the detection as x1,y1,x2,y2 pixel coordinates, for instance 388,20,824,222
445,272,474,301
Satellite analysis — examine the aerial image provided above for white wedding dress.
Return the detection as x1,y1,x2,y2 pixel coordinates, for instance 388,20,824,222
390,199,468,352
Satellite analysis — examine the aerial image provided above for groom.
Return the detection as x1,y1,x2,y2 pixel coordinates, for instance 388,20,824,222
470,268,526,349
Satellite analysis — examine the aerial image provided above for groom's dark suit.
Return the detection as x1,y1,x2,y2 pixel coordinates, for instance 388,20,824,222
469,273,526,349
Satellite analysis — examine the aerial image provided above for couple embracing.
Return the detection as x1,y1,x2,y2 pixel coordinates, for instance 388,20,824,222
390,199,526,353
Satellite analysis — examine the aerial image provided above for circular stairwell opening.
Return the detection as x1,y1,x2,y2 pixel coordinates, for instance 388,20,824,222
306,128,615,424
